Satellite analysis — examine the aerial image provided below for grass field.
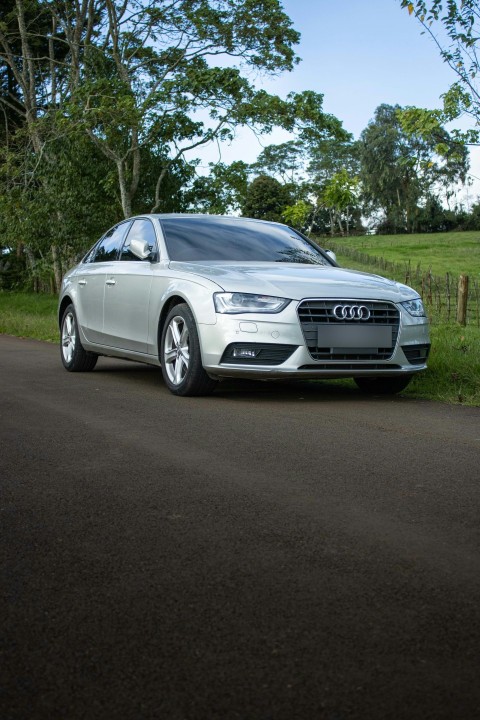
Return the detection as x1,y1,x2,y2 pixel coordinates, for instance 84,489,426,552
0,292,58,342
1,287,479,406
326,231,480,277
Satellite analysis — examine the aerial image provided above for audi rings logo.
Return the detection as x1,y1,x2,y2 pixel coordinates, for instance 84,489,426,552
332,304,371,321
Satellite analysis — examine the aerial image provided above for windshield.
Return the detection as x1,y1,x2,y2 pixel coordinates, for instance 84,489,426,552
160,217,332,265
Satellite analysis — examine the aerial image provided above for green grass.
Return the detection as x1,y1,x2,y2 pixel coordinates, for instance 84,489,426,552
328,231,480,277
0,292,58,342
1,289,479,406
407,323,480,406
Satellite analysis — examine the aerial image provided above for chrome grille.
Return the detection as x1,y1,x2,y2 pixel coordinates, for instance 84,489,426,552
298,300,400,361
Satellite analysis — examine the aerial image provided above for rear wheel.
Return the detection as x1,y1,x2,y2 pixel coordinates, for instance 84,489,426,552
60,304,98,372
161,303,217,396
354,375,413,395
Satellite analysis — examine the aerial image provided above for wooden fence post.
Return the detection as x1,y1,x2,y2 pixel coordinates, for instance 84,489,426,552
457,274,469,326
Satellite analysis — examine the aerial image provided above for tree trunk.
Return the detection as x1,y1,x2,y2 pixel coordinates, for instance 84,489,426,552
329,210,334,236
25,246,38,292
51,244,62,294
117,160,132,218
337,214,344,236
151,165,169,214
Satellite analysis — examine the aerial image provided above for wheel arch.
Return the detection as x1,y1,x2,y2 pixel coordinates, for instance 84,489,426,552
157,295,189,353
59,295,73,328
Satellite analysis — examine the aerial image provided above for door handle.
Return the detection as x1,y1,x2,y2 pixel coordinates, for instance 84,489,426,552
78,279,86,286
106,279,116,286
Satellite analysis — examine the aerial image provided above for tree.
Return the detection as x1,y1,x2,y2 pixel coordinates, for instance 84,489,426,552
1,0,348,291
186,161,250,215
252,141,305,187
0,0,108,289
250,130,357,234
358,103,468,233
302,137,360,235
0,0,348,285
320,169,360,236
399,1,480,147
307,137,359,187
0,129,119,291
282,200,314,231
69,0,302,218
242,175,293,222
414,195,466,232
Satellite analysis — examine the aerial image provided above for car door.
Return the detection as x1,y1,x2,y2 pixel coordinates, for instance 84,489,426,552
102,218,157,353
75,222,131,345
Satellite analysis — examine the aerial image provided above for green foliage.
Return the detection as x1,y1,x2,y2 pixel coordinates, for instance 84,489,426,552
253,142,305,186
252,133,358,236
463,201,480,230
0,0,342,288
282,200,313,230
359,103,468,233
0,128,120,288
414,195,467,232
400,1,480,144
307,138,359,183
0,251,26,291
241,174,293,222
187,162,250,215
0,0,347,286
319,169,360,236
321,169,359,213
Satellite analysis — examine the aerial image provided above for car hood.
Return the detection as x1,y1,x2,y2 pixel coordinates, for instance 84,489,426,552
168,261,417,302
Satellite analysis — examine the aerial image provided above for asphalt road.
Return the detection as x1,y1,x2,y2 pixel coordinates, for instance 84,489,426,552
1,334,480,720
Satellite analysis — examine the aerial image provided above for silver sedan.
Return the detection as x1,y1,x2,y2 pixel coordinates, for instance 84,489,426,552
59,214,430,396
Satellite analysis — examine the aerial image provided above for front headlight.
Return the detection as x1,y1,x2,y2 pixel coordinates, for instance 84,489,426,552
214,292,291,314
400,298,426,317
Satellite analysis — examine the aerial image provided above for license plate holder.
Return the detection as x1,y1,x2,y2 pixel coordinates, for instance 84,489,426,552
317,325,393,349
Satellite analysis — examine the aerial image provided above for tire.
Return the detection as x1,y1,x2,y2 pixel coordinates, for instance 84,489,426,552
60,304,98,372
160,303,217,396
354,375,413,395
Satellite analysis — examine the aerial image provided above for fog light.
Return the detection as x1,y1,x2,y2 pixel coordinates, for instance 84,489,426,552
233,347,259,358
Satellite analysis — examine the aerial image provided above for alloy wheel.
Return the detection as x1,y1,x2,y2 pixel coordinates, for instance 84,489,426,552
62,311,76,365
164,315,190,386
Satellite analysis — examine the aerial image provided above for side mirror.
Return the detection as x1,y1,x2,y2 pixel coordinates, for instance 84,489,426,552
325,250,337,263
129,237,152,260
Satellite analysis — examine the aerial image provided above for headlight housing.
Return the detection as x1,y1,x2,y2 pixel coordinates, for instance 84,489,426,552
214,292,291,314
400,298,426,317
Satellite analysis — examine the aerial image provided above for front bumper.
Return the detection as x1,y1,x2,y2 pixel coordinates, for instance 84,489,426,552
199,301,430,380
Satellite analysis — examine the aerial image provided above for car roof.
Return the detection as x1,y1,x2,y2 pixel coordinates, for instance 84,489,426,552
140,213,283,226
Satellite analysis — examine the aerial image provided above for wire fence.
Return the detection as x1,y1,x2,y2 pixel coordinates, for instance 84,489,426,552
327,241,480,326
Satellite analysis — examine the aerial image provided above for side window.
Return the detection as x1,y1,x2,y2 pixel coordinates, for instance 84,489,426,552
120,218,158,261
93,222,131,263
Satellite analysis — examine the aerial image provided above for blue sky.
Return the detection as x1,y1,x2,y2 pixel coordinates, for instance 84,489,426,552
198,0,479,201
269,0,457,138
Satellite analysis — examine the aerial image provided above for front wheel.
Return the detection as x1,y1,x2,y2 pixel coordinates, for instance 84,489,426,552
354,375,413,395
160,304,217,396
60,304,98,372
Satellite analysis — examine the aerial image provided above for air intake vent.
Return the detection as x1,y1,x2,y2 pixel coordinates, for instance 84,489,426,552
402,344,431,365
